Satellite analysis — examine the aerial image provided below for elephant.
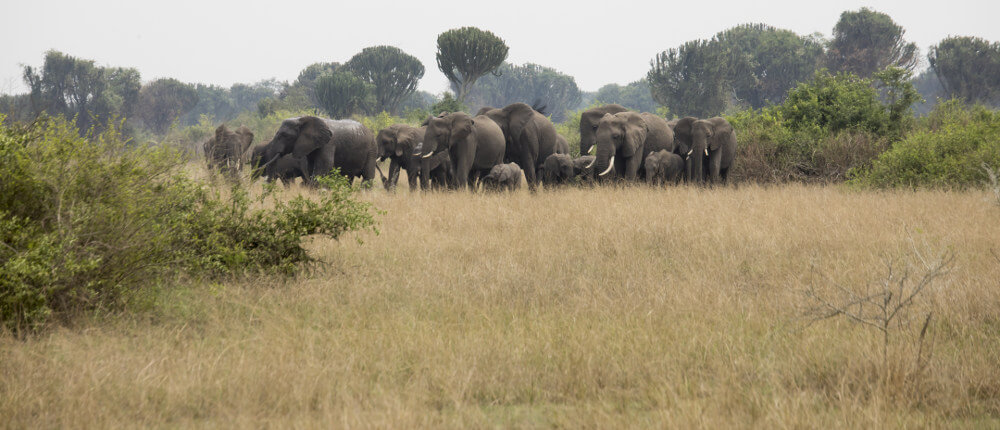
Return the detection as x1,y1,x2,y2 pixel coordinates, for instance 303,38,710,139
688,117,737,184
204,124,254,176
644,150,684,186
376,124,426,191
539,153,574,186
270,154,307,187
478,102,565,191
253,116,377,187
590,111,675,181
481,163,522,192
573,155,597,182
555,134,570,155
419,111,505,190
669,117,698,178
423,150,454,190
579,104,627,156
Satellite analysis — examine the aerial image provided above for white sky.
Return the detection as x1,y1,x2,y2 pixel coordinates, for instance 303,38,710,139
2,0,998,96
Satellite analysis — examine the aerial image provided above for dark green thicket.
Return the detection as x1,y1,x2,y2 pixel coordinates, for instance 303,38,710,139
0,116,376,333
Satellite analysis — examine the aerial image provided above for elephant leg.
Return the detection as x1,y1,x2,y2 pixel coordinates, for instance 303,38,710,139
520,155,538,192
708,151,723,184
407,166,419,191
454,153,471,190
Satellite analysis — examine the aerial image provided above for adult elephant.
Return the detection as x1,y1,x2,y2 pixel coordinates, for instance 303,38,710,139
419,112,505,190
579,104,627,156
254,116,377,186
591,112,675,181
478,102,564,191
376,124,426,191
204,124,254,176
688,117,737,184
670,117,697,179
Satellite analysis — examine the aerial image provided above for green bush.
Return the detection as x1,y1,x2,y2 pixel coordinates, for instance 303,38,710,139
779,70,889,135
0,115,376,333
850,101,1000,188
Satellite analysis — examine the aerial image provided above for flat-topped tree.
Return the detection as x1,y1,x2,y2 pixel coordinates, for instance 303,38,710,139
345,46,425,115
436,27,509,104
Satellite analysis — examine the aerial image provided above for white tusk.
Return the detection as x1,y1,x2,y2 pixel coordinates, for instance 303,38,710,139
422,152,434,158
686,149,693,156
585,158,595,169
704,149,709,156
598,156,615,176
588,146,595,155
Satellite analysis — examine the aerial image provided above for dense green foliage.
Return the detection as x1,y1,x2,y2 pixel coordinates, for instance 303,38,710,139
314,71,376,118
0,116,375,333
826,8,918,77
929,36,1000,106
136,78,199,134
436,27,509,103
648,39,727,118
465,62,581,122
22,50,141,135
593,79,658,114
345,46,425,115
852,101,1000,188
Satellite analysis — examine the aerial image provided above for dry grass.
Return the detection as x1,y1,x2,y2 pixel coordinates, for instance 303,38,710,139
2,178,1000,428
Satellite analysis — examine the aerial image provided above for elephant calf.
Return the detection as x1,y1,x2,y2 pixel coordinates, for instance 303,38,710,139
424,151,454,190
540,153,574,187
481,163,522,192
573,155,597,183
644,150,684,186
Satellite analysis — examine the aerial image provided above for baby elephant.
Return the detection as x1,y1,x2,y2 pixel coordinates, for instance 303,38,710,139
644,150,684,186
540,153,574,187
573,155,596,182
269,154,307,187
425,151,454,190
481,163,522,192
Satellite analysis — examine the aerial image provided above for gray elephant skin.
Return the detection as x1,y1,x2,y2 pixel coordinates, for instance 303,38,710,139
579,104,627,156
644,150,684,186
423,151,454,190
573,155,597,182
688,117,737,184
252,116,377,186
539,153,574,186
420,112,505,190
204,124,254,176
478,102,565,191
268,154,307,187
376,124,426,191
592,111,675,181
481,163,523,192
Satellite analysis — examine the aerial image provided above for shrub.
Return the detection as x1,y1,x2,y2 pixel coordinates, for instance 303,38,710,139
850,102,1000,188
780,70,889,135
0,115,376,333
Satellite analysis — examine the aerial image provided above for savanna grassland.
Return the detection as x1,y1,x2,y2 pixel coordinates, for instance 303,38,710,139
2,177,999,428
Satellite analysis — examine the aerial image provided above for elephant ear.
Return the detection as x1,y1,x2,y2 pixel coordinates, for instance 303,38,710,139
622,113,647,158
235,126,254,152
396,126,418,157
214,124,229,142
504,103,535,140
708,118,733,151
297,117,333,153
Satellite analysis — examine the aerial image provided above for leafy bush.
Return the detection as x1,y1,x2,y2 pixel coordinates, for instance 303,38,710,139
851,101,1000,188
0,115,376,333
780,70,889,135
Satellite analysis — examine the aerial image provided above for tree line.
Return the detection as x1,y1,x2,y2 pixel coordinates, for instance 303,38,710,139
1,8,999,137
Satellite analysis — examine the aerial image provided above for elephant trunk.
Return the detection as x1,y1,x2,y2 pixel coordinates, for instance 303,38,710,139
594,142,615,179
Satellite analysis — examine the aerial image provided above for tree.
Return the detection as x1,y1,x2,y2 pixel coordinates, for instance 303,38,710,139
779,70,889,134
22,50,141,134
594,79,658,113
929,36,1000,106
465,62,581,121
648,40,728,118
715,24,824,108
345,46,425,115
136,78,199,134
826,8,919,78
436,27,509,103
313,71,374,118
874,67,921,135
292,62,342,109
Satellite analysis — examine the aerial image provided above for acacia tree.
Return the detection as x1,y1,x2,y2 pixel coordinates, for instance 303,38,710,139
136,78,198,134
313,71,374,118
648,40,728,118
466,62,581,121
22,50,141,134
345,46,425,115
929,36,1000,105
436,27,509,103
826,8,919,78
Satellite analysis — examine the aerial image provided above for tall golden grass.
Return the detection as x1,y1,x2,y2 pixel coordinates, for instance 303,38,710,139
2,180,999,428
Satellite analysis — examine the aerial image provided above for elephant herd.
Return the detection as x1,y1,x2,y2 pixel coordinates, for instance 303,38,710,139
203,103,737,191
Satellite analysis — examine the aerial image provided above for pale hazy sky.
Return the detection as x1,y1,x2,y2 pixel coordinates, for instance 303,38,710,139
2,0,998,96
